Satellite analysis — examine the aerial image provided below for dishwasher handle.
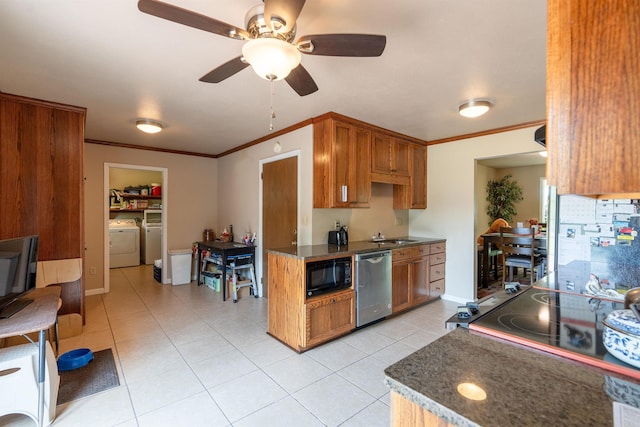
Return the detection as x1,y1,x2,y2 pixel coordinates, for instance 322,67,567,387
356,251,391,262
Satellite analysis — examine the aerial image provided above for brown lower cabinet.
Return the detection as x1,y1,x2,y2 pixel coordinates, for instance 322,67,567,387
392,243,445,314
267,252,355,352
304,290,355,349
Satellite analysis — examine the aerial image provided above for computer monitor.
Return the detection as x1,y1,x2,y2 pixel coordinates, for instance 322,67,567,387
0,235,39,318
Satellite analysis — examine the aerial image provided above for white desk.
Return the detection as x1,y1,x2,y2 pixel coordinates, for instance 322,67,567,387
0,286,60,427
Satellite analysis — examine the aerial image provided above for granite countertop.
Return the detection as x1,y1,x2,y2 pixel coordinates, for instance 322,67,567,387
384,327,640,426
266,236,446,260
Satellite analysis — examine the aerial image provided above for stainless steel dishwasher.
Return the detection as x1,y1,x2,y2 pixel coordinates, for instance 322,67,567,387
355,250,392,327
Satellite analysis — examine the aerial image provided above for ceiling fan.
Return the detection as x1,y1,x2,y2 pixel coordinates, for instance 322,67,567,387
138,0,387,96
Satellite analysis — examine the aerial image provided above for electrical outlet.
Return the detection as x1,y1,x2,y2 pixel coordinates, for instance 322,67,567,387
335,220,340,229
395,217,402,226
89,267,97,275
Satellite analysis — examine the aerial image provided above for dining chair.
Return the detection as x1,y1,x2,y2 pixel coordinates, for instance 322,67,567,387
499,226,543,287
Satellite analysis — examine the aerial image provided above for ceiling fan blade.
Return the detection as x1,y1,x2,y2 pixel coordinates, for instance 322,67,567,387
199,57,250,83
138,0,249,40
264,0,306,33
297,34,386,57
285,64,318,96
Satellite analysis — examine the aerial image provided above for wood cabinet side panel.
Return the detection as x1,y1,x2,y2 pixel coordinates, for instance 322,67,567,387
547,0,640,194
390,391,452,427
0,99,85,260
268,253,305,350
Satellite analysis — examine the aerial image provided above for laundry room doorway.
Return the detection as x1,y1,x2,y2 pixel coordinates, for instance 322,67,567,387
104,163,168,292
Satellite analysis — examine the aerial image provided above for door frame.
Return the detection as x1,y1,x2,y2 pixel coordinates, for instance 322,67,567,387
258,150,301,297
104,163,168,292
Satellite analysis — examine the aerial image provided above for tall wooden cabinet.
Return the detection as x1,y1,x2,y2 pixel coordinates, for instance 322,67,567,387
546,0,640,195
0,92,86,319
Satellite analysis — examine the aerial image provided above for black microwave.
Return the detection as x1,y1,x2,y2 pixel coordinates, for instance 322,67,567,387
306,257,352,298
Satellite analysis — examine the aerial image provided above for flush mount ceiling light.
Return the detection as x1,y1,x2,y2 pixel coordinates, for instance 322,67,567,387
458,100,493,118
136,119,164,134
242,37,302,81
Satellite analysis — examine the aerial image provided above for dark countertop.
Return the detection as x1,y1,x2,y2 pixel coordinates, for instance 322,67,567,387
384,327,640,426
266,236,446,260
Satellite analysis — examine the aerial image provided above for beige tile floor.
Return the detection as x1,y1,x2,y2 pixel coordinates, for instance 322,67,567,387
1,265,458,427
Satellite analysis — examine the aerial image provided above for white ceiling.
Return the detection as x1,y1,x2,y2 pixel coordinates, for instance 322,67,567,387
0,0,547,156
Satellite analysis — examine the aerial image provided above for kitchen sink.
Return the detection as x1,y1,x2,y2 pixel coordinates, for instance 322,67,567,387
371,239,417,245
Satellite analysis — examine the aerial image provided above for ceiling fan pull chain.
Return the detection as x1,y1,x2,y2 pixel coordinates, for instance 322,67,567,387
269,76,276,131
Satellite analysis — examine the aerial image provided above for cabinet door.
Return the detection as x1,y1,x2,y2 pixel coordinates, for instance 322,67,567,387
329,121,370,208
392,259,411,313
371,133,392,174
392,139,411,176
305,290,355,348
547,0,640,195
332,121,353,207
410,257,429,305
350,127,372,207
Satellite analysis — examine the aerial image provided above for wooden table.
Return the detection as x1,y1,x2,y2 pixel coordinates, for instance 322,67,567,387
196,241,256,301
0,286,60,427
479,232,547,288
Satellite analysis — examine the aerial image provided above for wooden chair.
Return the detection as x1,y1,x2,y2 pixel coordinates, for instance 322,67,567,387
499,226,543,287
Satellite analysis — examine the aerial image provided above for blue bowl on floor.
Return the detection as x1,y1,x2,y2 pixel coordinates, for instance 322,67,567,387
57,348,94,371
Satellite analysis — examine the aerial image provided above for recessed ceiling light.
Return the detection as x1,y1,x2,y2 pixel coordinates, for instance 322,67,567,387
459,100,493,118
136,119,164,134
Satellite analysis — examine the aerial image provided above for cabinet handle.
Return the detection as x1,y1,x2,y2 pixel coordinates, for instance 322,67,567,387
331,298,336,303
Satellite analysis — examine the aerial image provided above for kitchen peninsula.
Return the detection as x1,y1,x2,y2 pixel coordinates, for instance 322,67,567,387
267,237,445,352
384,327,640,426
385,276,640,426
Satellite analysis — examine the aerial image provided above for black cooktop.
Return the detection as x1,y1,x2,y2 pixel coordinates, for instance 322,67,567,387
469,287,640,379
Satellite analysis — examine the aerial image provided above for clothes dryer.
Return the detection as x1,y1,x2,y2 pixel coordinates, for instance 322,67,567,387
109,219,140,268
141,210,162,264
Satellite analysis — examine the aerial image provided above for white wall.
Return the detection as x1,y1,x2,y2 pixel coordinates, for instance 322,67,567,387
409,126,543,303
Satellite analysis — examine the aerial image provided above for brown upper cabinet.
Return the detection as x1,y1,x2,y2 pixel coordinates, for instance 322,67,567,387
394,144,427,209
314,117,372,208
313,112,428,209
546,0,640,195
371,133,410,185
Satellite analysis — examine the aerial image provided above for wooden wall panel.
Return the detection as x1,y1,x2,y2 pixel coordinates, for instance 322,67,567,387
0,92,86,319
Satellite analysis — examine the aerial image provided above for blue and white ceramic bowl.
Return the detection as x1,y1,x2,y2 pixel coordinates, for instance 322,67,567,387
603,310,640,369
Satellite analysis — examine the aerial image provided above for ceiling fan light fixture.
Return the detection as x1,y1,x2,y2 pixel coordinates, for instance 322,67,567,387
136,119,164,134
242,38,301,81
459,99,492,118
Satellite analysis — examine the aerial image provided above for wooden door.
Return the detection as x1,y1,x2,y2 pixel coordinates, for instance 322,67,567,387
262,156,298,298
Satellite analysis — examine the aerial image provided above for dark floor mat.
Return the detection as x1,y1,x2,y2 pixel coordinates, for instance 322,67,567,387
57,348,120,405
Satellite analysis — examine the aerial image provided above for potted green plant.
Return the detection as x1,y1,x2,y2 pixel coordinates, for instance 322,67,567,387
485,174,523,225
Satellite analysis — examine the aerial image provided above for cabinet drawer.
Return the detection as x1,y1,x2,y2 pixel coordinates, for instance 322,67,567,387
429,263,445,282
430,252,445,265
430,242,446,254
393,245,429,261
430,279,445,296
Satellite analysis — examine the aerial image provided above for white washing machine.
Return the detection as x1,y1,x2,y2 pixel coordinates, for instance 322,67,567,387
109,219,140,268
141,210,162,264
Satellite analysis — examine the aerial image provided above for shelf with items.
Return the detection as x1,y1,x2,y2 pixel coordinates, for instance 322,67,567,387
110,190,162,212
